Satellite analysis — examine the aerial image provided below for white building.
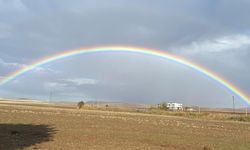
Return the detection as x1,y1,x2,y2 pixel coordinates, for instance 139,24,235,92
167,103,183,111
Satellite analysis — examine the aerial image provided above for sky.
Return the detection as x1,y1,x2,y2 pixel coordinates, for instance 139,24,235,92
0,0,250,107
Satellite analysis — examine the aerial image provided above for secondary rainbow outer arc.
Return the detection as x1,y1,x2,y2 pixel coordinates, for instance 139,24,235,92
0,46,249,106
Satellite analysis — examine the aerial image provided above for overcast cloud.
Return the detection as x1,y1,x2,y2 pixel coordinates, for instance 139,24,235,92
0,0,250,107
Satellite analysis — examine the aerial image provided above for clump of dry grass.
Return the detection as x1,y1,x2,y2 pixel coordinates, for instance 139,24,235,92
77,106,250,122
228,116,250,122
146,108,250,122
203,145,213,150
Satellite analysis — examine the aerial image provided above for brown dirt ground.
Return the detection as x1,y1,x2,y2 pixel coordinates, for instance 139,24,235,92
0,103,250,150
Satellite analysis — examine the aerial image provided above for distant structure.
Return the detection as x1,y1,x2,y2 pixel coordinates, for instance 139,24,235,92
184,107,195,112
167,102,183,111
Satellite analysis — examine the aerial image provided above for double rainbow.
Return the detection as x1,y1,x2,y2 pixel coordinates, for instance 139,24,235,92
0,46,249,105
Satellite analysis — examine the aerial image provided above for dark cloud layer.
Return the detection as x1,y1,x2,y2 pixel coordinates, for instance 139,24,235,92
0,0,250,107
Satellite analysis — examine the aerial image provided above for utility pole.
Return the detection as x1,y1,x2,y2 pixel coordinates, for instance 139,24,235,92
232,96,235,114
246,107,248,117
49,90,53,103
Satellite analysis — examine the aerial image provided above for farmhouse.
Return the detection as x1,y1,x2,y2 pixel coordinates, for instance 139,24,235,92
167,103,183,111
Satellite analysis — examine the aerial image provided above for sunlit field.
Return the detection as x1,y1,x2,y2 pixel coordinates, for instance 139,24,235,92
0,101,249,150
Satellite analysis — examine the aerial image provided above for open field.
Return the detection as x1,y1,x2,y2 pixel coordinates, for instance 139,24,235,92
0,101,250,150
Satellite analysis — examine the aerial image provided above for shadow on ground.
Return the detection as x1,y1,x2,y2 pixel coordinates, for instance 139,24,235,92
0,124,56,150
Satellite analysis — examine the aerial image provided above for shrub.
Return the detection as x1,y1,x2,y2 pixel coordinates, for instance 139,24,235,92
229,116,250,122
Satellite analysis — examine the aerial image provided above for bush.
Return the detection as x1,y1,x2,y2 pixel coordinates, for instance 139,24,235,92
229,116,250,122
159,102,169,110
77,101,85,109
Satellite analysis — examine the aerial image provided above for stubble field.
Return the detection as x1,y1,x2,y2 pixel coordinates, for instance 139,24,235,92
0,102,249,150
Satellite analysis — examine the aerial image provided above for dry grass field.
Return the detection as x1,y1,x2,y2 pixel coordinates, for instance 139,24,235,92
0,101,250,150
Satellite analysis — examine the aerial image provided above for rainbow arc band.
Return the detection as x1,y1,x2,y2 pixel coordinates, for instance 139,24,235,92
0,46,249,106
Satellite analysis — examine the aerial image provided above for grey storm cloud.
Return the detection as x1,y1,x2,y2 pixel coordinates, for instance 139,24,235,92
0,0,250,107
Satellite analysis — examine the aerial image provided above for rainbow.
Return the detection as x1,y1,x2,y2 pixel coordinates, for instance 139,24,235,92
0,46,249,105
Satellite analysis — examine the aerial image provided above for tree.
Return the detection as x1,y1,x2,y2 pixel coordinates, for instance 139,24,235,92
105,104,109,110
77,101,85,109
159,102,168,110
